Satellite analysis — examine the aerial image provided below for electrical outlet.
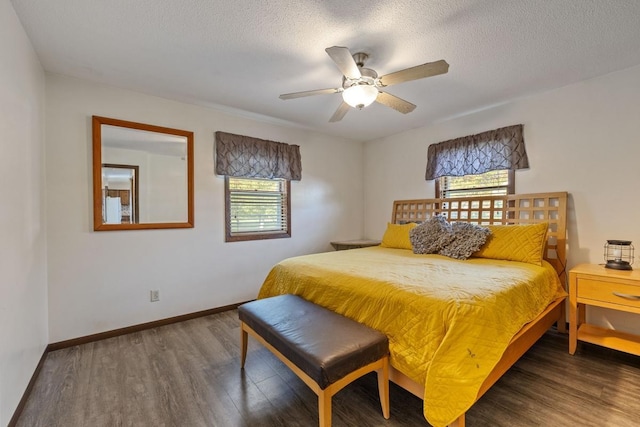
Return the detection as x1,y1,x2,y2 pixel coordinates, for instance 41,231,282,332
150,290,160,302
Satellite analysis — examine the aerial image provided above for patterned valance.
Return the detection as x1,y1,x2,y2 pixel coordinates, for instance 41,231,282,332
425,124,528,180
215,131,302,181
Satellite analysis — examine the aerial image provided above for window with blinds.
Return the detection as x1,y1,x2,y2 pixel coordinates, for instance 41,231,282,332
436,169,513,198
225,177,291,242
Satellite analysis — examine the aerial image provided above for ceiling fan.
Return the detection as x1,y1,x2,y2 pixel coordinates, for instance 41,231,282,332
279,46,449,122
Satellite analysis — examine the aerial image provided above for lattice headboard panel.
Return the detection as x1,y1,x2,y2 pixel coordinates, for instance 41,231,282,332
391,192,568,283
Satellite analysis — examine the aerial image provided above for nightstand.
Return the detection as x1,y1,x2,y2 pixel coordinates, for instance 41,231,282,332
330,239,381,251
569,263,640,356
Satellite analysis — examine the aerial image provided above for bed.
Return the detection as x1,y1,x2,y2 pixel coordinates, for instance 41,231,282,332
258,192,568,427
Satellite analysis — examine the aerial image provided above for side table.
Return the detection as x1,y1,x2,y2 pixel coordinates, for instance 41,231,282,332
330,239,381,251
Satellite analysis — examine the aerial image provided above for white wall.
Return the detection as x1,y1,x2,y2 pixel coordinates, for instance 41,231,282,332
364,64,640,334
45,74,364,343
0,2,48,425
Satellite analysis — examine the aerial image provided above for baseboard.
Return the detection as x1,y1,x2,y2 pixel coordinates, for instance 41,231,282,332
48,301,249,351
9,301,248,425
7,348,48,427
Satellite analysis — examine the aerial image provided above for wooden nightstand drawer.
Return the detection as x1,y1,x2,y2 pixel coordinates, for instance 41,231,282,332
578,277,640,309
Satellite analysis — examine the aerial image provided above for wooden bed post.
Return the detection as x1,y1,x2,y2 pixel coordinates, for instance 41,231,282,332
448,415,465,427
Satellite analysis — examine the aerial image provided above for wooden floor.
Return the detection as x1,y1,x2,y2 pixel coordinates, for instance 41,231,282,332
16,310,640,427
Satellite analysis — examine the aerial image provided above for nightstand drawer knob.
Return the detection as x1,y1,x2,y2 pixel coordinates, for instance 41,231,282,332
612,292,640,300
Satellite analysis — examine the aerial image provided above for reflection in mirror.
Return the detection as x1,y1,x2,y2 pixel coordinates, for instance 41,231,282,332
101,126,188,223
92,116,194,231
102,164,138,224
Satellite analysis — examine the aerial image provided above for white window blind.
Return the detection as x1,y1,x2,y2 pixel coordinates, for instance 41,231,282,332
439,169,510,198
228,177,288,234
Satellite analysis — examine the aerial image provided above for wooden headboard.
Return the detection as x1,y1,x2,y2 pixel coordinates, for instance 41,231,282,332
391,192,568,283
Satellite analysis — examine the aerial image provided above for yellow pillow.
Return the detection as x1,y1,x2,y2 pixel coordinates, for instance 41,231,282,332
380,222,418,250
473,222,548,265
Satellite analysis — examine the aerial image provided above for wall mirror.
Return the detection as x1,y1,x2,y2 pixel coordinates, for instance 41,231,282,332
92,116,194,231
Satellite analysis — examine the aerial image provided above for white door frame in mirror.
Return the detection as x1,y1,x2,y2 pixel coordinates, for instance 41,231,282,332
92,116,194,231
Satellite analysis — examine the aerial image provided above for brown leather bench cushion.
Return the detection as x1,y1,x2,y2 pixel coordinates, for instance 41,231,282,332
238,294,389,389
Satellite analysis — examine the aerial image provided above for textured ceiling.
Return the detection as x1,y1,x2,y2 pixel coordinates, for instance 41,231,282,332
11,0,640,142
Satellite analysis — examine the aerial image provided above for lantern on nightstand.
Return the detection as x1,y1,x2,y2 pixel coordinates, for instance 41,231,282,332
604,240,634,270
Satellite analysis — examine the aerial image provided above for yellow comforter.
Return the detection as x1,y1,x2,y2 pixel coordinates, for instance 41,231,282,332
258,246,565,426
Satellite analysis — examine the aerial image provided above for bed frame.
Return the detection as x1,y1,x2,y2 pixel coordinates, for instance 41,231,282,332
389,192,568,427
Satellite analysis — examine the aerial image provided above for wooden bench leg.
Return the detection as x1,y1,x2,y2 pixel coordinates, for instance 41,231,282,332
318,390,331,427
377,356,390,419
240,323,248,369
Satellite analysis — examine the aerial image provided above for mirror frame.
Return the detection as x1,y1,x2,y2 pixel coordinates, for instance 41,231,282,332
92,115,194,231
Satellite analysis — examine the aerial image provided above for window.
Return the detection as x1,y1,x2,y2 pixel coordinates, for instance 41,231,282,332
225,177,291,242
435,169,514,198
215,131,301,243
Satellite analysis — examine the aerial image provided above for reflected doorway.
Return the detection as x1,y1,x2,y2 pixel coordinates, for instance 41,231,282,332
102,164,139,224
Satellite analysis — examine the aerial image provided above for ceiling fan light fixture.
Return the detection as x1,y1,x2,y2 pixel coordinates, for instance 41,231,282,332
342,84,379,109
279,46,449,122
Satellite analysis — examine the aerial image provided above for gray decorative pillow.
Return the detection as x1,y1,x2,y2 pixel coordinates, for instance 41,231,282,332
409,215,454,254
439,222,491,260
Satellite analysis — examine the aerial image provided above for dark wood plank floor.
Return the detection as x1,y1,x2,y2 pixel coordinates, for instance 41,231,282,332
16,310,640,426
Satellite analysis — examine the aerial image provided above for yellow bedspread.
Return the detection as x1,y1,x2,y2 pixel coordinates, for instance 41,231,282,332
258,246,565,426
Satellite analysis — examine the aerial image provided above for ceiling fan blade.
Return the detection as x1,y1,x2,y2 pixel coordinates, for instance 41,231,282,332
279,88,341,100
329,101,350,122
376,91,416,114
325,46,361,79
379,60,449,87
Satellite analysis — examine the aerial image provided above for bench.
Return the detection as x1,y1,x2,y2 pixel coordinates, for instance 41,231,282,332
238,294,390,427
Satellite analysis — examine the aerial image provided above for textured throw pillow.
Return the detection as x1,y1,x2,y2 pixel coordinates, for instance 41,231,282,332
380,222,418,250
410,215,455,254
473,222,549,265
439,222,491,260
